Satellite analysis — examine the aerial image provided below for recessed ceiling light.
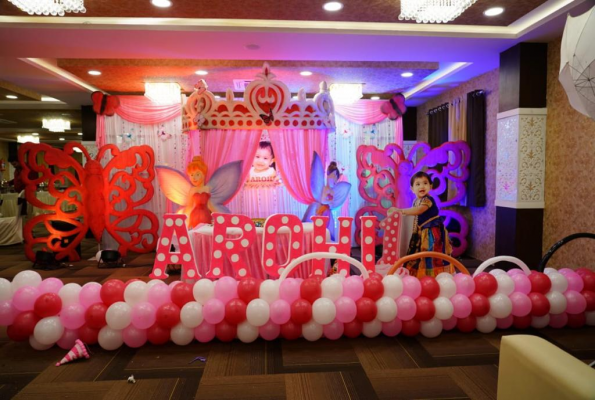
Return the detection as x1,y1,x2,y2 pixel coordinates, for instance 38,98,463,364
41,96,60,102
401,72,414,78
59,138,65,141
371,96,380,100
323,2,343,12
32,133,39,136
245,44,260,50
6,95,17,99
151,0,171,7
214,95,221,99
195,70,208,76
300,71,313,76
484,7,504,16
77,132,83,136
88,70,101,76
292,95,298,99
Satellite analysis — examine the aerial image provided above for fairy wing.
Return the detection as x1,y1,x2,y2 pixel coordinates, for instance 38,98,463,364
329,181,352,209
301,203,319,223
155,165,193,206
208,160,243,209
310,152,325,201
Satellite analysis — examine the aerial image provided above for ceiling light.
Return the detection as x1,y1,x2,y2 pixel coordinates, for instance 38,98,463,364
17,135,39,144
144,82,181,105
73,147,83,153
88,70,101,76
371,96,380,100
292,95,298,99
59,138,65,141
484,7,504,17
6,95,17,99
401,72,414,77
195,70,208,76
42,118,70,132
8,0,86,16
329,83,363,105
32,132,39,136
151,0,171,7
323,2,343,12
214,95,221,99
77,132,83,136
399,0,476,23
41,96,60,102
300,71,313,76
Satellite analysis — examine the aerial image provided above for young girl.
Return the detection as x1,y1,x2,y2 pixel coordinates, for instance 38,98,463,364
249,142,276,179
389,171,453,277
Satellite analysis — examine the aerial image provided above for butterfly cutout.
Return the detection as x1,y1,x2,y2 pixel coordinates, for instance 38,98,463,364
259,109,274,125
158,129,172,141
380,93,407,121
91,91,120,116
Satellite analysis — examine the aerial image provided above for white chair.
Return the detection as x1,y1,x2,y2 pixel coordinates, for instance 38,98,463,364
0,191,25,246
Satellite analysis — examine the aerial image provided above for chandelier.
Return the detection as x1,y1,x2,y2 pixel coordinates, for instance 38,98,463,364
329,83,363,105
8,0,86,16
399,0,477,24
144,83,182,105
42,118,70,132
17,135,40,144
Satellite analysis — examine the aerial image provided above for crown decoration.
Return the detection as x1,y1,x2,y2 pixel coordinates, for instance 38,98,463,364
182,62,335,132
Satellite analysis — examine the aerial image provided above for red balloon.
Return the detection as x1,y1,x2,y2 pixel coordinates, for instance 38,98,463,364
34,292,62,318
171,282,194,308
215,321,237,342
401,319,421,336
78,324,99,344
238,277,261,303
363,278,384,301
469,293,490,317
300,278,322,304
457,316,476,333
156,303,181,329
280,320,302,340
528,292,550,316
414,296,436,321
512,315,532,329
225,298,247,324
343,319,363,338
85,303,108,329
368,272,384,281
356,297,377,322
7,311,40,341
581,271,595,292
567,312,586,328
100,279,125,306
419,276,440,300
528,272,551,294
147,323,170,345
473,273,498,297
291,299,312,324
582,290,595,312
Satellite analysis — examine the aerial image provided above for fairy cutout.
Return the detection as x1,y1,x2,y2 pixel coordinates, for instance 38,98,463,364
302,153,351,240
156,156,243,229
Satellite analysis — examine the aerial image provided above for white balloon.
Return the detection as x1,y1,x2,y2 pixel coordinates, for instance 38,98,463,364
106,302,132,330
543,267,558,275
433,297,454,320
495,274,515,296
546,291,567,315
420,318,443,338
437,277,456,299
193,279,215,305
363,319,383,338
489,269,507,276
180,301,203,328
489,293,512,319
302,320,323,341
548,272,568,293
237,321,259,343
147,279,167,288
321,277,343,301
330,273,345,282
586,311,595,326
246,299,270,327
312,298,336,325
435,272,454,282
531,315,550,329
171,323,194,345
476,315,497,333
58,283,82,306
382,275,403,298
11,271,42,292
376,296,398,322
124,281,148,306
259,280,279,304
29,335,53,350
34,316,64,345
0,278,11,302
98,326,123,350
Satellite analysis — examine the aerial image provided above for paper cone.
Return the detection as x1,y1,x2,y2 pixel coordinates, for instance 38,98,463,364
55,339,90,366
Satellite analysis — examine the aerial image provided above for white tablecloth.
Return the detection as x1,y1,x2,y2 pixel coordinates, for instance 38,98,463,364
0,193,19,218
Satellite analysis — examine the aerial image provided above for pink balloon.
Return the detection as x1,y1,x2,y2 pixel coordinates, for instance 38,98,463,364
203,298,225,324
194,321,216,342
279,279,301,303
269,299,291,325
57,329,79,350
259,320,281,340
147,283,171,307
214,277,238,303
565,272,584,292
0,301,15,326
442,316,457,331
496,315,514,329
335,296,357,323
79,283,102,309
451,294,472,318
453,274,475,297
381,319,403,336
60,304,86,329
565,290,587,314
511,274,531,294
396,295,417,321
507,269,525,276
131,302,157,330
402,276,422,299
509,292,532,317
12,286,40,311
342,276,364,300
38,278,64,294
548,312,568,328
558,268,574,276
123,325,148,348
323,319,344,340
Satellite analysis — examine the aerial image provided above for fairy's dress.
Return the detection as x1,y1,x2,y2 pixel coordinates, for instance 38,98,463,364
189,192,212,227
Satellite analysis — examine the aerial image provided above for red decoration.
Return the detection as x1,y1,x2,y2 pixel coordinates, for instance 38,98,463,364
225,299,247,324
156,303,181,329
291,299,312,324
237,277,261,303
100,280,125,306
579,270,595,292
414,296,436,321
147,323,170,345
280,320,302,340
363,278,384,301
343,319,364,338
401,319,421,336
170,283,194,308
215,320,237,342
19,143,158,262
469,293,490,317
512,314,532,329
91,91,120,116
528,292,550,316
85,303,107,329
78,324,99,344
419,276,440,300
356,297,377,322
473,273,498,297
528,272,551,294
566,312,586,328
34,293,62,318
7,311,40,342
457,316,477,333
300,278,322,304
582,290,595,311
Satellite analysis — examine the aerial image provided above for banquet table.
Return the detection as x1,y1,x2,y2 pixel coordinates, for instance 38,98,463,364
0,193,20,218
189,222,331,279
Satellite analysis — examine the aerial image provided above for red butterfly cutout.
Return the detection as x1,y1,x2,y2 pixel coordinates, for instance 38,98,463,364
91,91,120,116
18,142,159,262
259,109,274,125
380,93,407,121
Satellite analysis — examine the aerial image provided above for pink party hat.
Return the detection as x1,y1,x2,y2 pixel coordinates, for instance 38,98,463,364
55,339,90,366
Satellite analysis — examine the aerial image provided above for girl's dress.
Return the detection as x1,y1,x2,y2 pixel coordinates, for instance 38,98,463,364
404,195,454,277
189,191,212,228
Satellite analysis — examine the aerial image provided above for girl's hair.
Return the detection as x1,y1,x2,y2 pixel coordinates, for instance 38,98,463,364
410,171,432,187
327,161,340,179
258,141,275,170
187,156,208,178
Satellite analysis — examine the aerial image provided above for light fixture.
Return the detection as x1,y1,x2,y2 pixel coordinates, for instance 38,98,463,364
77,132,83,136
32,132,39,136
59,138,65,141
300,71,313,76
144,82,181,105
371,96,380,100
329,83,363,105
401,72,414,77
323,2,343,11
484,7,504,16
88,70,101,76
42,118,70,132
73,147,83,153
17,135,40,144
41,96,60,102
195,70,208,76
399,0,477,23
292,95,299,99
151,0,171,7
7,0,86,16
6,95,17,99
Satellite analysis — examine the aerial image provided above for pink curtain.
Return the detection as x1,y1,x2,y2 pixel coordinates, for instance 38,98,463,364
335,100,404,146
269,129,329,204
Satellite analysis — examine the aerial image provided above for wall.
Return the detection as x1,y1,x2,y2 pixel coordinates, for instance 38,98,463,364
543,38,595,269
416,69,499,261
0,141,9,181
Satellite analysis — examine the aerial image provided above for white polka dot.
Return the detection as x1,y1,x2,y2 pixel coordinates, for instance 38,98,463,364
342,220,350,227
266,259,274,267
365,220,373,228
161,237,170,246
341,236,349,244
315,219,324,227
217,216,225,224
365,237,373,245
214,250,222,259
282,216,288,224
293,225,301,233
266,242,274,251
157,253,166,262
388,243,392,248
245,224,253,231
231,254,239,262
315,236,324,244
231,216,239,225
179,236,188,245
213,268,221,276
175,218,183,226
278,268,285,275
391,251,396,256
384,249,388,254
187,269,196,277
241,239,249,247
366,254,373,262
215,235,224,243
315,270,323,275
226,241,234,249
267,226,275,234
392,237,397,242
340,269,348,276
239,268,247,277
329,246,337,253
171,255,179,263
292,241,300,249
166,218,173,227
391,230,395,234
183,254,192,262
154,269,162,276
